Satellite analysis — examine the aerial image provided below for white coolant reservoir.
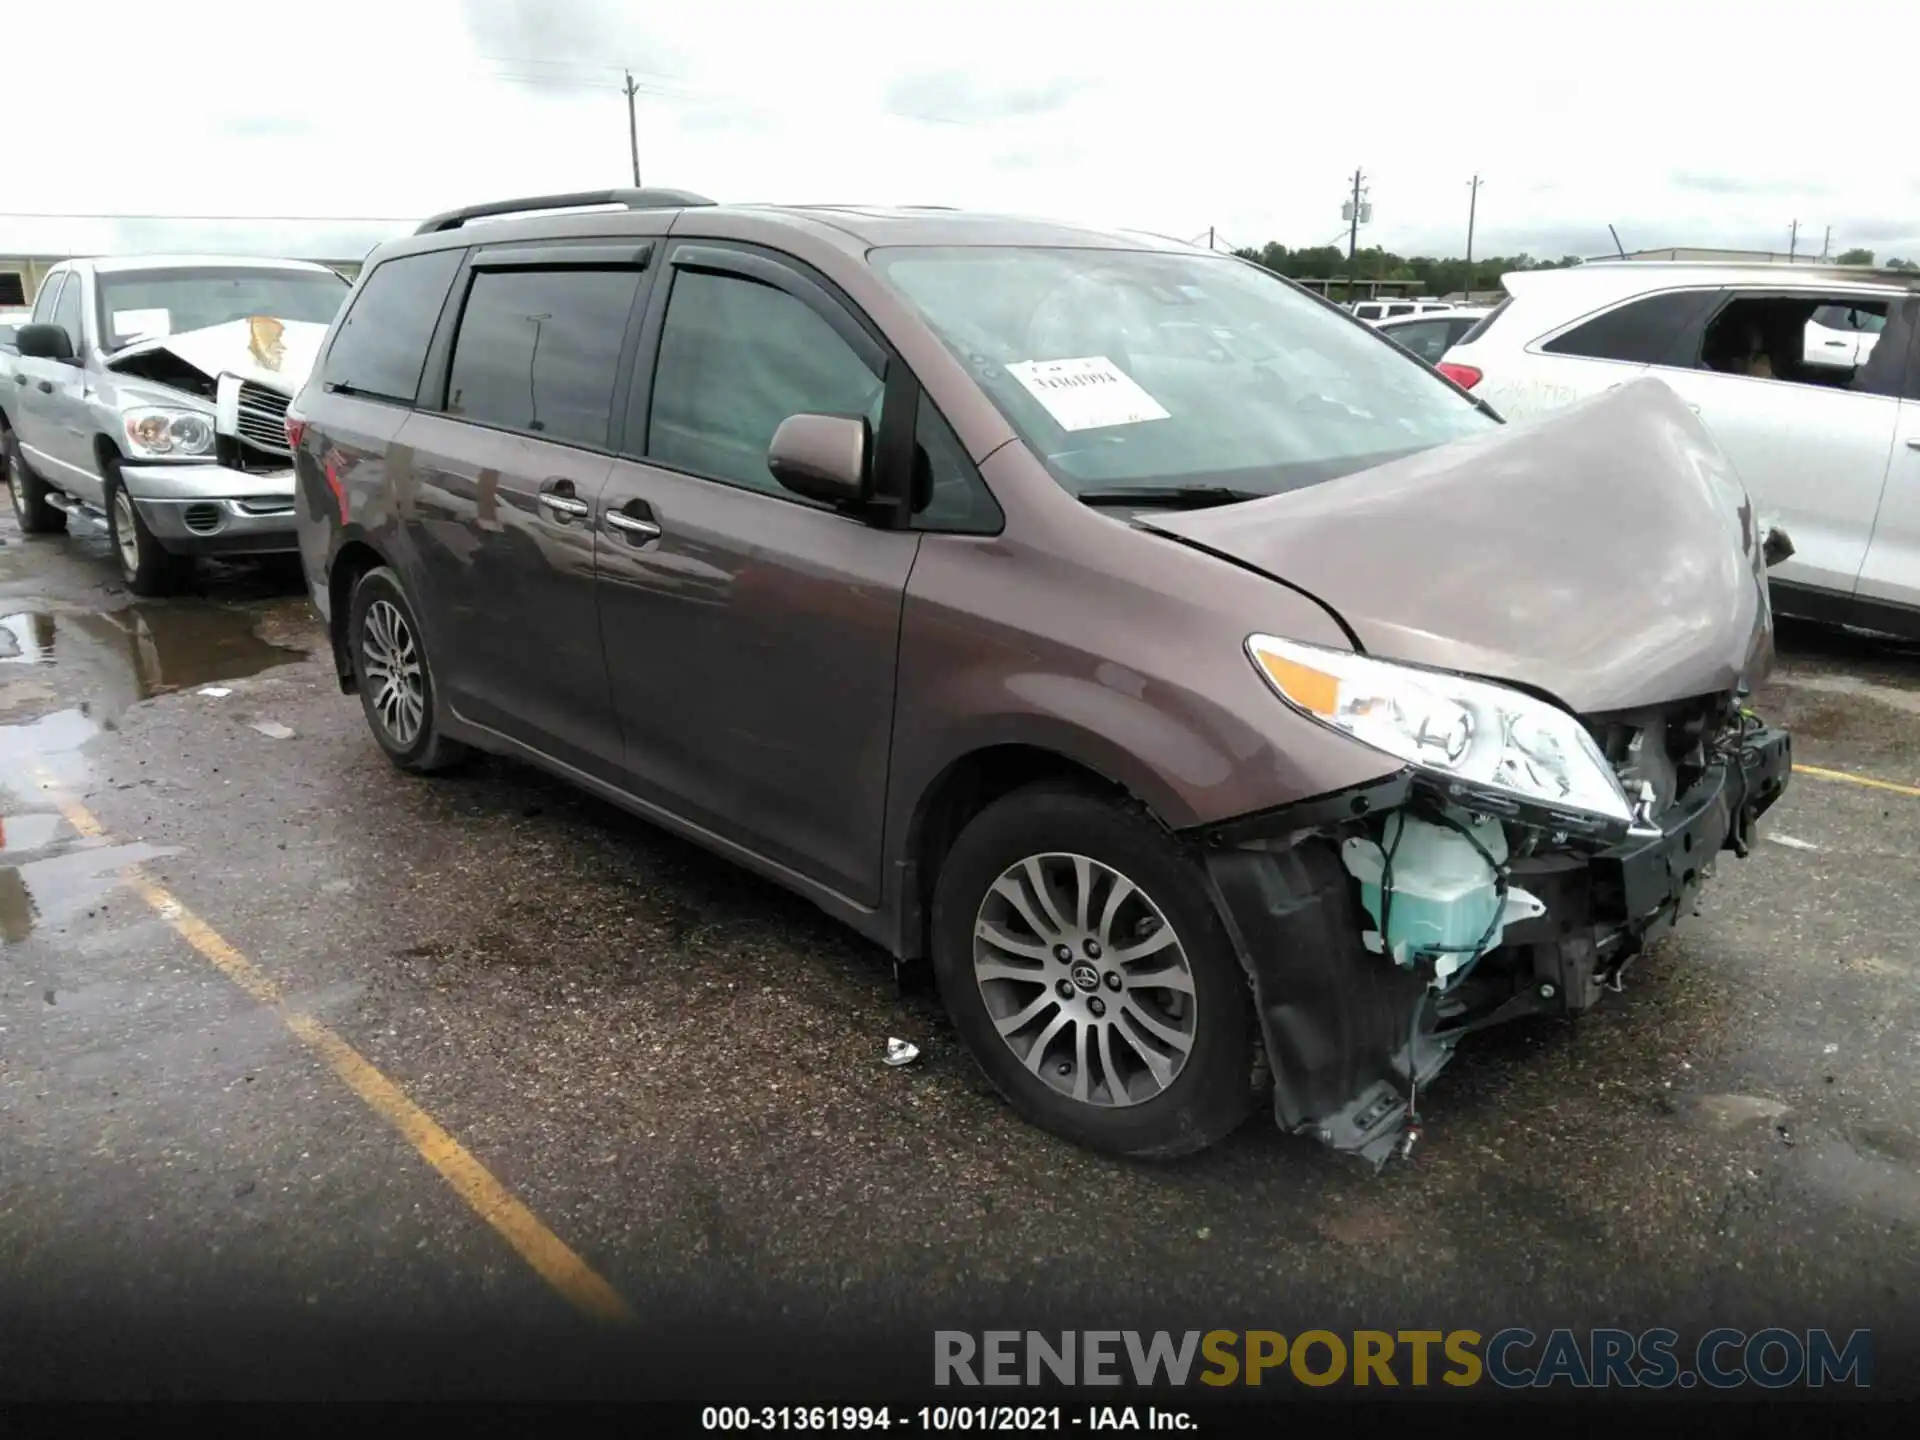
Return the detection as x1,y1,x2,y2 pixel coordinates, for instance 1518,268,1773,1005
1341,810,1544,980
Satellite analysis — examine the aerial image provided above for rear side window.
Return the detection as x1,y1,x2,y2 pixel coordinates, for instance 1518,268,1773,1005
320,249,463,404
1382,318,1454,363
647,269,883,497
444,268,642,449
1541,289,1720,364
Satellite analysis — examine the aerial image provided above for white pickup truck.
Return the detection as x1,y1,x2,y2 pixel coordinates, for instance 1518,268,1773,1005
1,255,349,593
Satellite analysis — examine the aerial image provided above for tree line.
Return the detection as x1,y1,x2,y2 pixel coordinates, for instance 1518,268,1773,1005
1230,242,1917,295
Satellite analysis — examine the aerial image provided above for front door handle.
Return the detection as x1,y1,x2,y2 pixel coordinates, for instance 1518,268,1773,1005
36,380,53,393
1906,437,1920,450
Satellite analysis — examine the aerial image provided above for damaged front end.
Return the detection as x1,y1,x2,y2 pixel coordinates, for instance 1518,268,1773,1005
1197,654,1791,1170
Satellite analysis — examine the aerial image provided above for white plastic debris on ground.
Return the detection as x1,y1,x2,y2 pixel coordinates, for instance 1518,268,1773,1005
197,687,232,698
884,1037,920,1067
248,720,295,740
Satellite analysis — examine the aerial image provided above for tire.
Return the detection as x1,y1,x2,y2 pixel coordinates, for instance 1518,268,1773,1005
930,782,1257,1159
346,565,469,773
105,461,188,596
5,429,67,535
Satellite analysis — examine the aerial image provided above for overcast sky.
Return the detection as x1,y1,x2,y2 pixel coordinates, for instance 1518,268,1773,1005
6,0,1918,266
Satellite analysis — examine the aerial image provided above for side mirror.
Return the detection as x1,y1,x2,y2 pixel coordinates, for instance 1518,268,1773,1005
768,413,871,506
15,323,75,362
1763,524,1795,569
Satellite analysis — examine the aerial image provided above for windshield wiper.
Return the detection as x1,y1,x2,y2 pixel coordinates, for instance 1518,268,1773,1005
1076,485,1264,510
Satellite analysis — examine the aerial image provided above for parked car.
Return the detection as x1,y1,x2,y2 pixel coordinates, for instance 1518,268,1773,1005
1438,260,1920,638
1351,298,1455,324
293,190,1791,1167
1374,306,1491,365
2,255,351,594
1803,301,1884,369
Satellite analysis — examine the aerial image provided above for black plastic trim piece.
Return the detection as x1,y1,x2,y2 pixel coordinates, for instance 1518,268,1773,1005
1196,771,1415,847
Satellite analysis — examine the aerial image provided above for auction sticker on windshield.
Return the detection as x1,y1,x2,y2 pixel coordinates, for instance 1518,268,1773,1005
1005,355,1171,431
112,309,171,343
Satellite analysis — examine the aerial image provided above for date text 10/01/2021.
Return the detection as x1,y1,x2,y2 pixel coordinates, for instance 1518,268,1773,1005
701,1407,1194,1431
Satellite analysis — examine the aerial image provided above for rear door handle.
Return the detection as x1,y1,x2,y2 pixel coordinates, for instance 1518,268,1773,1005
1906,437,1920,450
36,380,53,393
536,476,590,521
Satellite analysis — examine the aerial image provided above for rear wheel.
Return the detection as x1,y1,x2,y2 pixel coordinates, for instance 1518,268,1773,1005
5,429,66,535
105,461,188,596
930,782,1257,1159
347,565,468,773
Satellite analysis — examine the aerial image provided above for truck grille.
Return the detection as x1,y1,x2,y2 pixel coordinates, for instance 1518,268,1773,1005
235,381,293,456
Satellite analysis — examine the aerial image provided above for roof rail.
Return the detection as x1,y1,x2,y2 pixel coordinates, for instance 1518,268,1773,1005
414,187,716,235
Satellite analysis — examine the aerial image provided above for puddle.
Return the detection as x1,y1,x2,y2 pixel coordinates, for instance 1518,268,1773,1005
0,603,305,706
1,841,177,945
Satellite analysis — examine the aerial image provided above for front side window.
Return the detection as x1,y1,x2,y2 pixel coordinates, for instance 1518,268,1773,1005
646,269,884,496
97,267,349,351
444,267,642,449
871,246,1495,499
50,277,83,350
30,273,65,326
319,250,463,405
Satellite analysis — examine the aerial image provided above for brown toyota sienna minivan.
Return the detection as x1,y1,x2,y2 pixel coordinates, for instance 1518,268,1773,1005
290,189,1792,1167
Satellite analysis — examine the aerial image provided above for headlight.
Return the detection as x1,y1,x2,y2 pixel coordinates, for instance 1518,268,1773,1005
1246,633,1633,827
123,407,215,459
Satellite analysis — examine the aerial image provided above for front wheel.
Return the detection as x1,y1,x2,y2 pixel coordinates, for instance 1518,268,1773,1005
930,783,1257,1159
346,565,469,773
105,463,188,596
5,430,67,535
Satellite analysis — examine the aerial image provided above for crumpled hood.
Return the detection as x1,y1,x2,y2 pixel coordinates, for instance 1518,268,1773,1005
105,316,328,391
1141,378,1773,714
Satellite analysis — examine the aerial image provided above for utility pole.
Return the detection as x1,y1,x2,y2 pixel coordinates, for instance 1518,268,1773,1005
1208,226,1215,251
1346,167,1365,266
1465,174,1481,267
1821,225,1831,262
1788,219,1799,260
623,70,641,187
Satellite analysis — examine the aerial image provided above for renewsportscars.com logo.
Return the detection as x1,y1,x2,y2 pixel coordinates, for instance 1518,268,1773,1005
934,1328,1874,1390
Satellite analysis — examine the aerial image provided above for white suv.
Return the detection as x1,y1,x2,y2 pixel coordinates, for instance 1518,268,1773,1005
1439,262,1920,637
1350,298,1455,324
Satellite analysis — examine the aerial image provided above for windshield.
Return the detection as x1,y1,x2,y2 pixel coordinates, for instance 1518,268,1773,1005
97,267,349,350
871,246,1496,498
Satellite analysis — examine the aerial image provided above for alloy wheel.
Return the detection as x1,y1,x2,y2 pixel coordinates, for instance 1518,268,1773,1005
112,490,140,576
971,851,1197,1108
362,598,426,747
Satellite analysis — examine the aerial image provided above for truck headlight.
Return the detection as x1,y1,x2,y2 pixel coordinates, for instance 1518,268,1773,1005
1247,633,1634,827
124,407,216,459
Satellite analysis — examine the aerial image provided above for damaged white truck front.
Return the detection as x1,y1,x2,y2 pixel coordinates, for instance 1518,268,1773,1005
1,255,350,595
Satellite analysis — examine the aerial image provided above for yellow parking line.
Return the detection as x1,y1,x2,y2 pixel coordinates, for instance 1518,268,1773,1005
38,777,635,1327
1793,763,1920,799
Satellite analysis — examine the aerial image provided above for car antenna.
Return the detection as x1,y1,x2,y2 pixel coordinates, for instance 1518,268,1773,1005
1607,224,1627,258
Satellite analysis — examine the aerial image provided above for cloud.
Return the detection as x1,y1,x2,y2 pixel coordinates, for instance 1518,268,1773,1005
1671,172,1833,199
880,70,1095,124
1,0,1916,271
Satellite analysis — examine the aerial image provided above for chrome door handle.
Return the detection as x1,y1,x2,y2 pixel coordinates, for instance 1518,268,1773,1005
538,492,590,519
1907,437,1920,450
603,511,662,540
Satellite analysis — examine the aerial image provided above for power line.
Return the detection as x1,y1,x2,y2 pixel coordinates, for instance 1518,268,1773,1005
0,210,419,224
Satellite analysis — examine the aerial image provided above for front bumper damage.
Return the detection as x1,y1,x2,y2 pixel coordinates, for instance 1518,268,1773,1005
118,462,298,556
1197,719,1792,1169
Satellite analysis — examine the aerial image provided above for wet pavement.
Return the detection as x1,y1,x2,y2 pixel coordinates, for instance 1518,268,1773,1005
2,510,1917,1401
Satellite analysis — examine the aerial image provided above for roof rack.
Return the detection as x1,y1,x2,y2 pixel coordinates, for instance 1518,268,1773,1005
414,188,716,235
